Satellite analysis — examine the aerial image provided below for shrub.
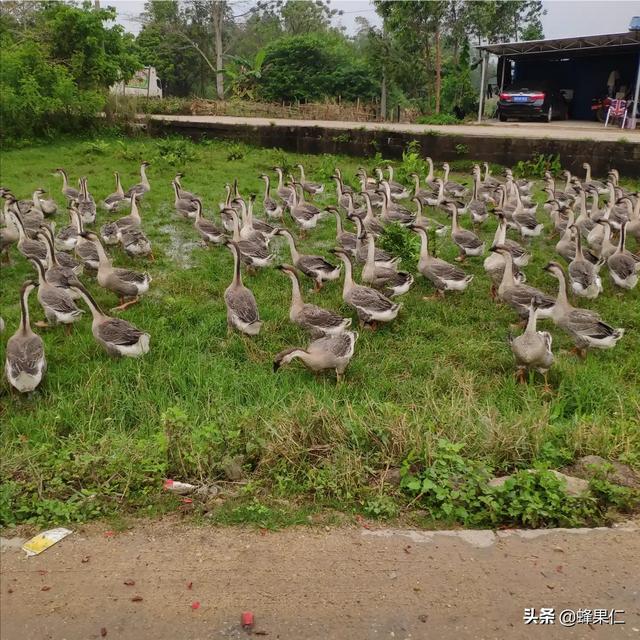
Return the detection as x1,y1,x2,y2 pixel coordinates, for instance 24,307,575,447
513,153,562,178
416,113,460,125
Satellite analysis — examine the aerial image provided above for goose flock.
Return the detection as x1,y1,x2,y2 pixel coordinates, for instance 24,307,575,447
2,156,637,393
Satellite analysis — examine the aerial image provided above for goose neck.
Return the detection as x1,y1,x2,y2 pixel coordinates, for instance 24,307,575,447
19,285,33,334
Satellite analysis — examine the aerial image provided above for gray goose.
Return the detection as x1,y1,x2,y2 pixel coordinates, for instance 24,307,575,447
172,180,198,219
449,203,484,261
4,281,47,392
5,209,48,263
260,174,283,220
174,173,197,201
76,177,96,224
103,172,125,211
361,234,413,297
568,225,603,299
31,189,58,217
297,164,324,196
56,168,80,200
36,227,82,296
607,222,639,290
223,240,262,336
193,199,225,245
124,161,151,199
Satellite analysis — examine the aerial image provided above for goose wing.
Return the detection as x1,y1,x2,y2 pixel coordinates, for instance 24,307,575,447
112,268,149,286
40,286,80,314
569,260,596,287
225,286,260,324
6,334,45,376
348,285,396,312
301,304,349,329
608,253,635,279
298,255,337,275
96,317,146,346
565,309,617,339
428,260,468,282
505,285,554,311
310,331,356,358
453,229,483,249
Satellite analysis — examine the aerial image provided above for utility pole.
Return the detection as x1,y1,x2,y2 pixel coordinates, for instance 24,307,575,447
380,17,387,121
212,1,225,100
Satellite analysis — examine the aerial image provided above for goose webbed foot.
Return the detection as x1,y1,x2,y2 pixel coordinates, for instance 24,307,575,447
111,296,140,312
35,321,51,329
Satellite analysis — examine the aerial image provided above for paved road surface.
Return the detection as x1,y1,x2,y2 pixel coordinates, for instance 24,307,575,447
147,114,640,144
1,520,639,639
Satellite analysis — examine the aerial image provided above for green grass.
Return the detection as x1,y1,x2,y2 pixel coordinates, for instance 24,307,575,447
1,133,639,529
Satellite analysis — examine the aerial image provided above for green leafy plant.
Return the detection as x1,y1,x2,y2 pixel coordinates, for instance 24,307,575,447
455,143,469,156
396,140,426,183
152,137,198,165
513,153,562,178
378,223,420,266
416,113,460,125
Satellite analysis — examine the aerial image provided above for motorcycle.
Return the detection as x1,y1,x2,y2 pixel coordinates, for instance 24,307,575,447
591,95,612,123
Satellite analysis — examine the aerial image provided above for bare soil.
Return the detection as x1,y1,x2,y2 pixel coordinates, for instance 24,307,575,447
1,519,639,640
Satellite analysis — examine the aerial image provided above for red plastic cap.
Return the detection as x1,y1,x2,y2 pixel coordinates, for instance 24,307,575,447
241,611,254,628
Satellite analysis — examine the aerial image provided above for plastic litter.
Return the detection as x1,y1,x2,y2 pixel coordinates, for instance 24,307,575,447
241,611,254,629
22,528,72,557
163,479,197,494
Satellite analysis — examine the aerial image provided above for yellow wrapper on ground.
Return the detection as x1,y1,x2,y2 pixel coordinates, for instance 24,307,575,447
22,528,73,556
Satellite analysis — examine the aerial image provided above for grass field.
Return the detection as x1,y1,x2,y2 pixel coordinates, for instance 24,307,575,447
1,133,639,529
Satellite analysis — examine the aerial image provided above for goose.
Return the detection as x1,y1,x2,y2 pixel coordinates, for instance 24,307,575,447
484,215,528,297
174,173,197,201
124,161,151,199
192,199,225,245
467,171,489,226
378,187,414,226
357,192,384,236
223,240,262,336
288,183,324,235
260,174,283,220
568,225,603,299
31,189,57,217
562,170,581,197
423,177,446,207
409,173,434,205
425,157,439,190
425,178,465,215
352,217,399,268
1,200,20,262
596,220,618,261
276,228,340,291
543,177,575,209
273,330,357,383
624,195,640,242
608,188,633,231
5,281,46,393
411,225,472,298
356,169,382,206
297,164,324,196
235,195,277,244
581,162,608,194
504,168,532,195
172,180,198,219
508,296,554,389
332,249,400,329
120,227,153,259
556,223,600,265
573,188,596,238
81,232,151,310
334,168,354,194
512,189,543,239
72,283,150,357
72,209,100,271
505,175,537,213
491,246,555,320
343,191,366,222
100,221,121,246
227,208,274,270
412,198,448,237
333,174,352,210
384,165,410,200
274,167,294,204
113,194,143,231
331,206,357,254
607,222,638,290
55,209,78,251
449,203,484,261
29,257,83,330
482,162,502,189
544,262,623,357
37,223,82,274
442,163,468,198
3,193,43,238
36,228,82,296
77,177,96,224
548,200,573,235
103,172,125,211
55,168,80,200
277,264,351,337
361,234,413,297
5,209,48,263
586,202,610,251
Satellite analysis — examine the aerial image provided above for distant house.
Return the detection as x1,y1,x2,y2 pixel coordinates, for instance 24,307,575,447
111,67,163,98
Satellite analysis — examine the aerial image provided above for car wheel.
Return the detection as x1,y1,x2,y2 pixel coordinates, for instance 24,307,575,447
499,113,507,122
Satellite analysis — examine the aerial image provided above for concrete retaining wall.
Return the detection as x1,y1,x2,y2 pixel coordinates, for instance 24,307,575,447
148,119,640,177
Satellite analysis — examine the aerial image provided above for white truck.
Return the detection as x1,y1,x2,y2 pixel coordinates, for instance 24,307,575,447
111,67,163,98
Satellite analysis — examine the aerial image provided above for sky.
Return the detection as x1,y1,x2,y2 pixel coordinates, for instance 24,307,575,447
110,0,638,38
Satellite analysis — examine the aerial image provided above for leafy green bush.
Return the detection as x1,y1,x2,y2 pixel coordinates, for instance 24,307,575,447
396,140,427,183
416,113,461,125
378,223,420,266
513,153,562,178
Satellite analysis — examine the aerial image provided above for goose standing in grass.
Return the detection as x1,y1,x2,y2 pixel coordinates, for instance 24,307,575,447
273,330,357,383
192,198,225,245
1,201,20,263
467,170,488,227
333,174,352,210
277,264,351,337
352,217,398,268
378,187,414,226
607,222,638,290
172,180,198,219
331,206,357,254
297,164,324,196
492,246,555,320
623,195,640,242
36,228,82,296
288,183,324,235
113,194,143,231
449,203,484,261
544,262,623,357
5,281,46,393
581,162,608,194
29,258,83,330
120,227,153,259
512,189,544,240
260,174,283,220
227,208,273,270
362,234,413,297
55,168,80,200
6,209,48,263
174,173,197,201
77,177,96,224
409,172,434,205
125,161,151,199
332,249,400,329
276,228,340,291
81,232,151,310
411,225,472,298
358,192,384,236
412,198,448,237
32,189,57,217
73,283,150,357
223,240,262,336
103,172,125,211
568,225,603,299
334,168,354,194
236,195,278,245
274,167,294,204
424,157,439,190
384,165,410,200
484,214,528,298
442,163,468,198
508,296,554,389
72,209,100,270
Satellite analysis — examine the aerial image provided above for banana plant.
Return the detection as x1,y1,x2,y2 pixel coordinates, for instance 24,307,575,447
225,49,267,100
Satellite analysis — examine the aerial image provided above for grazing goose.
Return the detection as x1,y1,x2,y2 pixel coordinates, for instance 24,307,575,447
297,164,324,196
76,177,96,225
103,172,125,211
384,165,410,200
378,187,414,226
81,232,151,310
332,249,400,329
449,203,484,261
568,225,603,299
278,264,351,337
5,209,48,263
55,168,80,200
274,167,294,204
29,258,83,330
492,246,555,320
121,227,153,259
442,163,468,198
260,174,283,220
124,161,151,199
192,199,225,245
508,296,554,389
331,206,357,254
36,227,82,296
288,183,324,235
172,180,198,219
227,207,274,270
411,225,472,298
273,330,357,383
276,228,340,291
31,189,57,217
223,240,262,336
544,262,623,357
5,281,47,393
73,283,150,357
581,162,608,194
362,234,413,297
174,173,197,201
607,222,638,290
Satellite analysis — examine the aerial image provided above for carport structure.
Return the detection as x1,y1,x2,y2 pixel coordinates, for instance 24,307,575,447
476,31,640,125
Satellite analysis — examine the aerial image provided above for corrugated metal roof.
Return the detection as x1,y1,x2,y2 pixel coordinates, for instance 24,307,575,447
476,31,640,57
